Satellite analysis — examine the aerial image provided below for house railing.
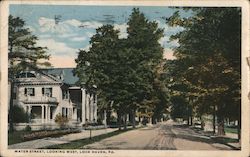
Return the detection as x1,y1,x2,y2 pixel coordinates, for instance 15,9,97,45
20,96,58,103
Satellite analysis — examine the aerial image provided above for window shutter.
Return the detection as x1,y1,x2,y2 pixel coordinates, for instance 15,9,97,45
24,88,27,95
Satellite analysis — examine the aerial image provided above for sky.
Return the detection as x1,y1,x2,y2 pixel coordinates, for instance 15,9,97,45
10,5,188,68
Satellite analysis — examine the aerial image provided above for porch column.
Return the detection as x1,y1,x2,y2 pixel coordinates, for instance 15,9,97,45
45,105,48,123
28,105,32,114
28,106,32,123
94,94,97,122
89,94,93,122
86,94,90,122
73,108,76,120
41,105,44,123
81,88,86,124
48,106,51,122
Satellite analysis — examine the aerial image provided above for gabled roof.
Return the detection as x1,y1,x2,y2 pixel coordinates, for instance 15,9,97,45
41,68,79,85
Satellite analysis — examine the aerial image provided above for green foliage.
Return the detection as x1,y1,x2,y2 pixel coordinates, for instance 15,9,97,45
166,8,241,124
54,114,69,129
24,125,32,132
170,95,190,120
8,15,51,75
9,105,29,123
8,15,51,132
74,8,168,125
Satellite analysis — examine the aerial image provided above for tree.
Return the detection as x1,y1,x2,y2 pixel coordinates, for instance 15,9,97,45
10,105,30,123
8,15,51,132
75,8,167,129
126,8,165,125
166,8,241,138
74,24,125,129
54,114,69,129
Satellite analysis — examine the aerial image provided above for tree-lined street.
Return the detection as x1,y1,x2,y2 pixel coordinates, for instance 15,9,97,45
8,6,241,150
82,121,239,150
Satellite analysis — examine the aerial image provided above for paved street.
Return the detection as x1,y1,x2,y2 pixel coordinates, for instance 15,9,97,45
9,120,240,150
82,120,239,150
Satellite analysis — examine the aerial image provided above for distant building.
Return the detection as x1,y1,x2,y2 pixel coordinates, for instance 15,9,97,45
9,68,97,130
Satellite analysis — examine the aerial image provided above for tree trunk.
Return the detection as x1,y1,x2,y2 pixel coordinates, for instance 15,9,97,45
123,114,127,130
9,81,15,133
132,109,136,129
213,105,216,134
106,110,111,125
118,111,122,131
237,105,241,141
217,118,225,136
237,119,241,141
152,115,156,124
190,115,193,126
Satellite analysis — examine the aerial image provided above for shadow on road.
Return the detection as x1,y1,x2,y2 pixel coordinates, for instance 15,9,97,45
172,124,240,150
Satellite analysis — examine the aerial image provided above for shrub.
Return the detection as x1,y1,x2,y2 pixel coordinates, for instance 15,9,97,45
22,129,80,141
9,105,29,123
54,114,69,129
24,125,32,132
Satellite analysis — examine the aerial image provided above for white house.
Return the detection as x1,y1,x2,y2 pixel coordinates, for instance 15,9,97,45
9,68,98,130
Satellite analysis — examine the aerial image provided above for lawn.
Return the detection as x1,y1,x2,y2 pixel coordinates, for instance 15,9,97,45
8,129,80,145
43,128,135,149
8,131,27,145
224,126,238,134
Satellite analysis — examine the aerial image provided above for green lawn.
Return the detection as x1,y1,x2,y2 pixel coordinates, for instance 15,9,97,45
224,126,238,134
8,131,29,145
43,128,135,149
8,129,80,145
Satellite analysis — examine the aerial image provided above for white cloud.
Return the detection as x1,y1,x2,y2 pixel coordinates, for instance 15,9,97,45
39,17,68,34
86,32,94,38
38,17,104,33
38,34,51,39
70,36,87,42
80,21,103,29
26,25,36,33
36,38,77,57
114,23,128,38
82,45,91,51
64,19,82,27
159,36,169,47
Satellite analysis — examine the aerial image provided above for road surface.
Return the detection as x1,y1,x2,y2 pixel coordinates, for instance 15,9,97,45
82,120,238,150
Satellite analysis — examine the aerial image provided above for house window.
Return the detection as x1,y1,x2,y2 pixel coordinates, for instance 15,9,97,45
24,88,35,96
62,90,69,99
17,72,36,78
62,107,68,118
42,88,52,97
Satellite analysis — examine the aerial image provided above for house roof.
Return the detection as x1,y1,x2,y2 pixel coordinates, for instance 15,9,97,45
41,68,79,85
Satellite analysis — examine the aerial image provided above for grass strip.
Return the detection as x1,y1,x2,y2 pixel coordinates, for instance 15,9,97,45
224,127,238,134
43,128,135,149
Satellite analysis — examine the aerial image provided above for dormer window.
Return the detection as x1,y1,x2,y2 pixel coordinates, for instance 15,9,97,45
17,72,36,78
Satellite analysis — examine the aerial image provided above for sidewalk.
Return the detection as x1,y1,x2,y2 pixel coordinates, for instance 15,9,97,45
8,128,118,149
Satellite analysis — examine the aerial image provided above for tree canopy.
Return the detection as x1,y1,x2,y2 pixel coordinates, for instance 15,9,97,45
74,8,167,128
8,15,51,132
165,7,241,136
